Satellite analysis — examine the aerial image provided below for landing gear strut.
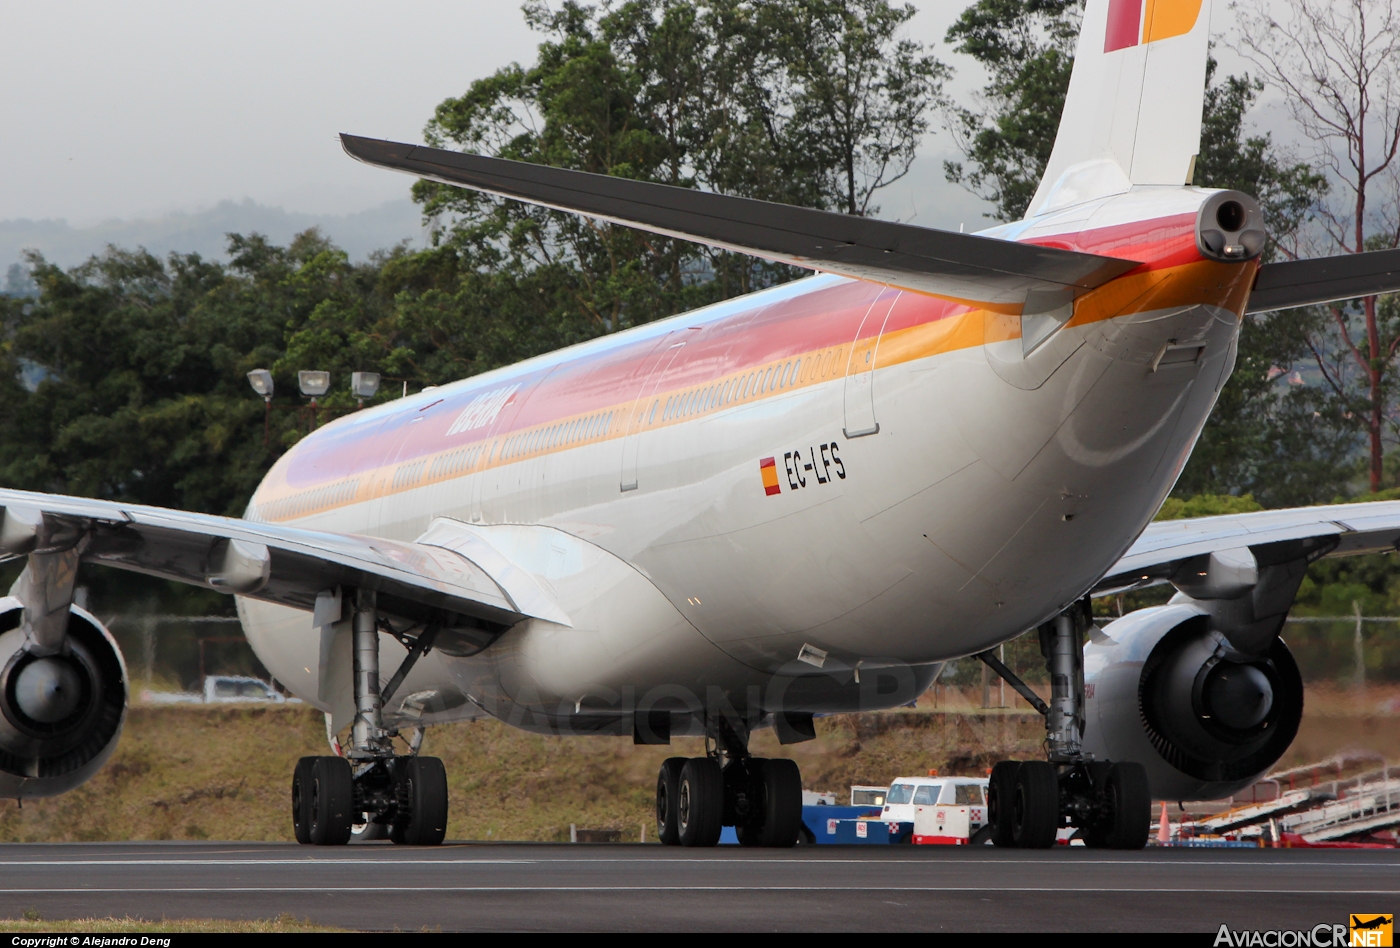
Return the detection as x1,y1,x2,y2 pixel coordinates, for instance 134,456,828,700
655,718,803,848
979,600,1151,850
292,589,449,846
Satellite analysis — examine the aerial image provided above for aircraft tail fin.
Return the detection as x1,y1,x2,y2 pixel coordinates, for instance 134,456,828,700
1026,0,1212,218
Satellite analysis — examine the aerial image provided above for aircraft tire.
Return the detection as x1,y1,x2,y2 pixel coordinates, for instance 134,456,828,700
389,756,449,846
1011,760,1059,849
677,757,723,847
987,760,1021,848
655,757,687,845
754,758,802,847
291,756,316,844
308,755,354,846
1103,762,1150,850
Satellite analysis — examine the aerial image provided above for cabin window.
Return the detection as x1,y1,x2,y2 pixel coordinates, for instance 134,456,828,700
912,784,943,805
955,784,985,805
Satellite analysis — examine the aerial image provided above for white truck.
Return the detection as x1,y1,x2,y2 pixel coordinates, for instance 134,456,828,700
881,775,990,844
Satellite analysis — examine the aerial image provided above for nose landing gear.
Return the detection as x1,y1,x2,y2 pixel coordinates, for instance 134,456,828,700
980,600,1151,850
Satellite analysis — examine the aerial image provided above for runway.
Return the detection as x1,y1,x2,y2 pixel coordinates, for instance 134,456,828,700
0,843,1392,931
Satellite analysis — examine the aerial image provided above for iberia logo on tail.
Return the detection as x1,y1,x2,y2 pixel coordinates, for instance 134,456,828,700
1104,0,1202,51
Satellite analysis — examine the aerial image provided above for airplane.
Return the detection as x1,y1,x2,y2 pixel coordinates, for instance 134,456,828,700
1352,917,1393,931
3,0,1400,850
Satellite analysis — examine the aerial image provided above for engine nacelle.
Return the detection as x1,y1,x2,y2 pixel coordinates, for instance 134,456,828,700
0,596,127,798
1083,603,1302,801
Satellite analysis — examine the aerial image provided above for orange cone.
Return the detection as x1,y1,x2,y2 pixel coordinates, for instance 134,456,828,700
1157,802,1171,845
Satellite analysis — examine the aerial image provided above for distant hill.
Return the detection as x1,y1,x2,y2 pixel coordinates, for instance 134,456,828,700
0,198,427,274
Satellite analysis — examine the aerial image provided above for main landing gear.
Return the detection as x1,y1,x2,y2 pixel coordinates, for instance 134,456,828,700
979,600,1151,850
292,589,449,846
655,721,803,847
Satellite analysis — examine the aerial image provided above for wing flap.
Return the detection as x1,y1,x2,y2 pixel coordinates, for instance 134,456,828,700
340,134,1140,306
1246,248,1400,314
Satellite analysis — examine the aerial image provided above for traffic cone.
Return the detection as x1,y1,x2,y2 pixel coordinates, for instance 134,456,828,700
1157,802,1171,845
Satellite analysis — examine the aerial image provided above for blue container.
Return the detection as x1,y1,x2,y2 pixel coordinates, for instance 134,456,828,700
802,806,911,844
718,806,905,844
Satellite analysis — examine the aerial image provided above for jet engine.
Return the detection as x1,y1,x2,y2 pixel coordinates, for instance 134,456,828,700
0,596,127,798
1082,602,1302,801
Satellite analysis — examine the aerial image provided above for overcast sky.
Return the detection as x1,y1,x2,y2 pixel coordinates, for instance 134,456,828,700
0,0,1264,232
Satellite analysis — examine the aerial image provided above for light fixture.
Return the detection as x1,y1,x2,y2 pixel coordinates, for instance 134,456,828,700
298,371,330,397
247,369,274,446
247,369,274,398
350,372,380,399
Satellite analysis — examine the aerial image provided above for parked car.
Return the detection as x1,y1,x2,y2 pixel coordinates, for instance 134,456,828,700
142,675,298,705
203,675,289,703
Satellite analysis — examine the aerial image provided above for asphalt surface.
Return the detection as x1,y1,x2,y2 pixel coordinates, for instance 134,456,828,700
0,842,1392,932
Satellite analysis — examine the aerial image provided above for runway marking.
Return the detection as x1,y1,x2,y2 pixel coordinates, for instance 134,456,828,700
0,886,1391,895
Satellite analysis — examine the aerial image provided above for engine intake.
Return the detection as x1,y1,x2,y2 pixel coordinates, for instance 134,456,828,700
1084,603,1302,801
0,596,127,798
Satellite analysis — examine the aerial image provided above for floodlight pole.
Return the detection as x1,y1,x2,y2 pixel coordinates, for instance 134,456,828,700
262,395,271,446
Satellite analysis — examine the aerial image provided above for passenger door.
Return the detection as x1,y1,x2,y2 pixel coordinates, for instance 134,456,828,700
620,336,685,492
842,288,900,438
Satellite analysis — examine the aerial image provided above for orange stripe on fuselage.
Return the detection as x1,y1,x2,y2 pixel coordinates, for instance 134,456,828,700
249,214,1255,523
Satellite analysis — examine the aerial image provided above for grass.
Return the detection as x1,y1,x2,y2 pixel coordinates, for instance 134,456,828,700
0,683,1391,843
0,912,343,932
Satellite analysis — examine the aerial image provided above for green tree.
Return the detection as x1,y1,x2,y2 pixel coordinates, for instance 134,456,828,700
413,0,946,344
943,0,1082,222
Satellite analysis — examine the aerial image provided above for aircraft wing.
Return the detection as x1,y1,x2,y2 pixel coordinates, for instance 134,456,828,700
1092,500,1400,596
339,134,1140,306
1246,248,1400,314
0,488,540,638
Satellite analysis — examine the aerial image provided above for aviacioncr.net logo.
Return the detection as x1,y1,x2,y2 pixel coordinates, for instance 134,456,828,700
1214,924,1352,947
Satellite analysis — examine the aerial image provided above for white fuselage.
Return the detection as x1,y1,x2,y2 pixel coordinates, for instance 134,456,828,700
236,189,1254,738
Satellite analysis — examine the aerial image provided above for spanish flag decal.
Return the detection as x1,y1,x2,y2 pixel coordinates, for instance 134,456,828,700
760,457,781,496
1104,0,1201,52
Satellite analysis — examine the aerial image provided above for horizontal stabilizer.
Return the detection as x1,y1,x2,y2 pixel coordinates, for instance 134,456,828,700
341,134,1139,305
1247,248,1400,314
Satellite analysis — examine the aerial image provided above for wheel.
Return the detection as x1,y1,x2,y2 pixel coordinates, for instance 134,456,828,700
655,757,687,846
753,758,802,848
291,756,316,844
389,756,449,846
1102,761,1150,850
676,757,723,847
1011,760,1059,849
987,760,1020,848
969,824,994,846
308,755,354,846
